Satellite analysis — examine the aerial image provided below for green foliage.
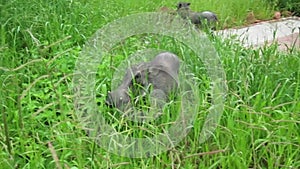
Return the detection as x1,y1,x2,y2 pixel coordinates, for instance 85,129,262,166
268,0,300,16
1,0,299,168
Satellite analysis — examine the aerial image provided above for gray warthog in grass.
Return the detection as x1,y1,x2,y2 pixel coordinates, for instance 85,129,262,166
106,52,180,111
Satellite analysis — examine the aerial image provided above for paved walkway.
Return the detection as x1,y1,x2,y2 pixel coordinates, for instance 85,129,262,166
216,17,300,51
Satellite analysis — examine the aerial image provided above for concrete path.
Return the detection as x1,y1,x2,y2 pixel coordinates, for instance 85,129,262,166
216,17,300,51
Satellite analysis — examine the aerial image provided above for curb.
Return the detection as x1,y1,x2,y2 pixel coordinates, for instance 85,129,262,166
217,17,300,51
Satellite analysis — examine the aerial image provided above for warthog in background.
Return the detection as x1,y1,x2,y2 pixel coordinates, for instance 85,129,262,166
176,2,218,30
106,52,180,111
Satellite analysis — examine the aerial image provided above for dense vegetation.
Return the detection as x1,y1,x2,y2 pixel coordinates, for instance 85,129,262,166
1,0,299,168
270,0,300,16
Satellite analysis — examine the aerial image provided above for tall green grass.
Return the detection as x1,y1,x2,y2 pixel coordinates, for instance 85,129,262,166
1,0,299,168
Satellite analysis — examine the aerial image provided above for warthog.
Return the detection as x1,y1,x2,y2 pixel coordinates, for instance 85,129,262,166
176,2,218,30
106,52,180,111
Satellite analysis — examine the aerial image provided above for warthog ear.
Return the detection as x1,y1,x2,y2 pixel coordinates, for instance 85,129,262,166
187,2,191,6
132,70,143,83
177,2,182,9
148,66,160,76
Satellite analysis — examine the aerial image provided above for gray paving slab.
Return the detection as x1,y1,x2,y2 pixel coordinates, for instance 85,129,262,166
216,17,300,50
